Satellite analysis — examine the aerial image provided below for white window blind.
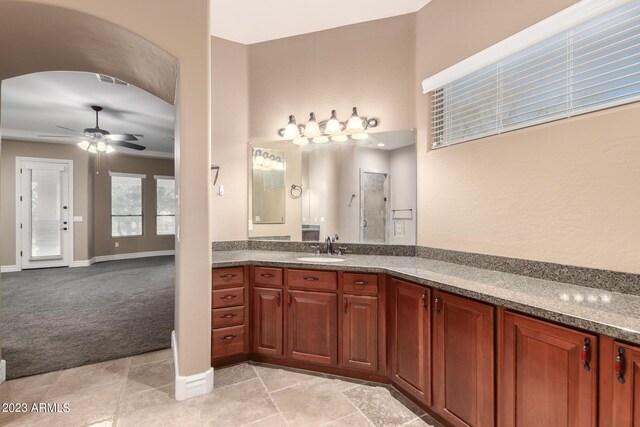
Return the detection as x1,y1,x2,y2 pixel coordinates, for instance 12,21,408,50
111,175,143,237
155,177,175,236
431,1,640,149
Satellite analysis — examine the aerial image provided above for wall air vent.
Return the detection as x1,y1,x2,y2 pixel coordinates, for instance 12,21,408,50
96,74,130,87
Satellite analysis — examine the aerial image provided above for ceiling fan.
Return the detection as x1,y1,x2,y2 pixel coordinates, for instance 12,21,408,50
38,105,146,153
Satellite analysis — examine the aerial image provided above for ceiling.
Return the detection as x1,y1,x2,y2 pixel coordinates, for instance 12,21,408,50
211,0,432,44
1,71,175,158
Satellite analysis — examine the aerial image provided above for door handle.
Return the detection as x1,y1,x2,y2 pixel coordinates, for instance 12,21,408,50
363,219,368,228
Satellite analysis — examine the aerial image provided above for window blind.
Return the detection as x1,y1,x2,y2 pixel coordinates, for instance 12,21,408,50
431,1,640,149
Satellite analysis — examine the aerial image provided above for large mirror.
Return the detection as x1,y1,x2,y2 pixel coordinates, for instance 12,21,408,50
248,129,416,245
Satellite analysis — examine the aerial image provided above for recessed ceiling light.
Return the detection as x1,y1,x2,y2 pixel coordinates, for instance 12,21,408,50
377,143,385,147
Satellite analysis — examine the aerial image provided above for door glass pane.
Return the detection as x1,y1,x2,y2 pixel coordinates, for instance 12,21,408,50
29,169,62,259
361,172,387,244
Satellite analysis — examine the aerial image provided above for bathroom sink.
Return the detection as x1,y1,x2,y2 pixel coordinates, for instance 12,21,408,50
297,257,346,263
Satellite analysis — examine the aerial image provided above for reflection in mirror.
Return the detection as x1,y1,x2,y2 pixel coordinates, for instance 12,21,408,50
251,147,286,224
248,130,416,245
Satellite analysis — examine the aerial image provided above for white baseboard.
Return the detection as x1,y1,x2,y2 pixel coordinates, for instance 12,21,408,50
172,330,214,401
93,250,175,263
0,265,19,273
0,360,6,384
70,259,95,268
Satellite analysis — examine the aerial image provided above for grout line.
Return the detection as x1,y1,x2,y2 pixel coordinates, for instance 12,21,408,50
112,356,132,426
213,376,260,391
337,384,374,427
251,364,289,425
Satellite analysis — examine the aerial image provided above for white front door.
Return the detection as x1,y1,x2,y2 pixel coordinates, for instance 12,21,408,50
18,158,72,269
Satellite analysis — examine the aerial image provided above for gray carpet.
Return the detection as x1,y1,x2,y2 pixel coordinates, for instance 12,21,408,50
1,256,174,379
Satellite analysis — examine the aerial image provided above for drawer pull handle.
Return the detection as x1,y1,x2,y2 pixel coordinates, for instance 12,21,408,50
220,294,238,300
422,291,428,309
344,296,348,314
288,292,292,306
434,296,442,314
260,273,275,278
582,338,591,372
219,334,237,341
353,281,369,285
616,347,625,384
219,273,237,279
276,292,281,307
219,313,237,319
304,277,319,281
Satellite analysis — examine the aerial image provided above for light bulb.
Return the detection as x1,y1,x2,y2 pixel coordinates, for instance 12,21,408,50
106,144,116,153
304,112,321,138
255,153,264,165
283,115,301,139
331,134,348,142
87,144,98,153
77,140,91,150
96,141,107,152
293,137,309,146
325,110,341,135
264,156,272,169
313,136,329,144
351,132,369,140
346,107,365,133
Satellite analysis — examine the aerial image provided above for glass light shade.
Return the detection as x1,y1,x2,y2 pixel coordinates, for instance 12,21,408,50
263,156,272,169
254,155,264,165
346,107,365,132
351,132,369,140
312,136,329,144
283,115,300,139
293,137,309,146
304,112,321,138
325,110,341,135
106,144,116,153
331,134,348,142
77,140,91,150
87,144,98,153
96,141,107,152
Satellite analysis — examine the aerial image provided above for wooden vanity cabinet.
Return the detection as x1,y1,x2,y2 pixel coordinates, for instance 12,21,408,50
432,291,494,427
253,287,283,357
211,266,248,363
499,311,598,427
390,278,431,405
600,339,640,427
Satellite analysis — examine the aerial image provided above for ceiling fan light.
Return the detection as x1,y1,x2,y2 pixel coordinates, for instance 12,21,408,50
312,136,329,144
346,107,365,133
325,110,341,135
304,112,321,138
351,132,369,140
105,144,116,154
77,140,90,150
331,134,348,142
87,144,98,154
96,141,107,152
293,137,309,146
283,115,301,139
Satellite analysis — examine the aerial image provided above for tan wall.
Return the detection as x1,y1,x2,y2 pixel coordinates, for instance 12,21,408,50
0,139,92,266
415,0,640,275
211,37,249,242
93,153,174,257
248,14,417,142
0,0,211,377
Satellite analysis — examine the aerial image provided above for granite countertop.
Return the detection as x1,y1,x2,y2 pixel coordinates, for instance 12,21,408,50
212,250,640,345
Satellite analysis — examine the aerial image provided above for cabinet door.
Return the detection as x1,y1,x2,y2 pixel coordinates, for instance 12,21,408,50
391,279,431,404
342,295,378,372
433,291,494,427
253,287,283,356
500,311,597,427
612,342,640,427
287,290,337,366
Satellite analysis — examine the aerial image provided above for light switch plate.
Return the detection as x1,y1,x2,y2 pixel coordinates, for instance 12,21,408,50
73,216,83,222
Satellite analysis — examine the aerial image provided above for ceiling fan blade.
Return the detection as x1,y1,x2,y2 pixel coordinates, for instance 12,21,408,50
106,133,138,142
111,140,146,151
56,125,83,133
38,135,77,138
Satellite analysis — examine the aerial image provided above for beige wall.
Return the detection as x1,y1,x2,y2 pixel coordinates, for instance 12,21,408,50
415,0,640,275
1,0,211,377
0,139,92,266
93,153,174,257
248,14,416,142
211,37,249,242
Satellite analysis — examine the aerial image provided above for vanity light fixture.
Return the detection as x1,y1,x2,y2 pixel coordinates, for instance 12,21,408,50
278,107,379,145
253,149,285,171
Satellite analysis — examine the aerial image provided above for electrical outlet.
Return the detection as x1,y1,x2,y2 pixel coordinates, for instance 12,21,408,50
115,242,119,248
394,221,405,237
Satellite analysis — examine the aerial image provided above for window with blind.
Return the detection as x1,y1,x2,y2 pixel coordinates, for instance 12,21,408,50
431,1,640,149
156,177,176,235
111,175,143,237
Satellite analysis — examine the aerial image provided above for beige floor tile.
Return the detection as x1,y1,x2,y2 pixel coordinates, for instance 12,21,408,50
343,385,418,427
84,419,115,427
1,371,62,393
46,359,128,399
129,349,173,367
270,377,358,426
213,363,257,389
200,378,278,427
124,358,174,396
402,416,434,427
0,385,54,426
242,413,287,426
117,385,202,427
252,363,318,392
323,412,373,426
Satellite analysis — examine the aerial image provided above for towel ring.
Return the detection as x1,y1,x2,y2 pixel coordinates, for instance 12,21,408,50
290,184,302,199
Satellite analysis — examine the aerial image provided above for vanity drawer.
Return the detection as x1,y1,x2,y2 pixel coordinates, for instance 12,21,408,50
212,287,245,309
212,267,245,289
343,273,378,296
287,269,337,291
254,267,283,287
212,306,245,329
212,325,245,359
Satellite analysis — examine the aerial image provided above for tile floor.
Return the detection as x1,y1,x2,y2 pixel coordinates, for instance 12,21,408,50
0,349,441,427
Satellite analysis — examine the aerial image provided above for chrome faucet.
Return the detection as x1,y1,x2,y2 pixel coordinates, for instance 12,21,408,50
325,234,339,255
